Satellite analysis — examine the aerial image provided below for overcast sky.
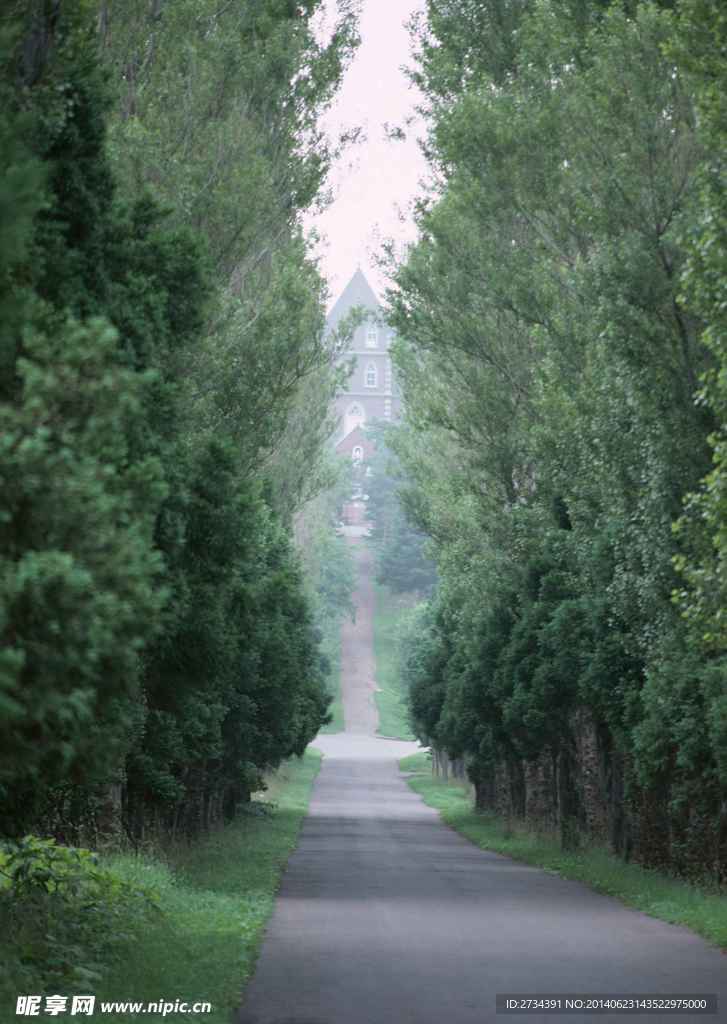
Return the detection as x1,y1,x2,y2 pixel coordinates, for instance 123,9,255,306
307,0,428,308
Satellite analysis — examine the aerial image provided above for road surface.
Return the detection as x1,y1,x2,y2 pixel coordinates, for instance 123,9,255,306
238,530,727,1024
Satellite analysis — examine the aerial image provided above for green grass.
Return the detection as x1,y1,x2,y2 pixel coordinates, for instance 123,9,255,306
0,751,321,1024
372,581,415,740
319,620,344,733
99,750,321,1021
399,751,727,951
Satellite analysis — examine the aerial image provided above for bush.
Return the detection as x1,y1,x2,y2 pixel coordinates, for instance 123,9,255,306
0,836,157,997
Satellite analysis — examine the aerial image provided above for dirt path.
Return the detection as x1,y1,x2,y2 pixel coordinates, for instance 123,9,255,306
340,529,379,735
237,530,727,1024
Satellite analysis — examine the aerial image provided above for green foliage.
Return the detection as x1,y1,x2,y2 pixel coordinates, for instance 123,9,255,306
101,0,357,494
0,836,157,997
0,0,355,845
102,0,357,277
389,0,726,877
670,2,727,652
310,525,357,627
0,318,165,829
0,3,207,835
95,753,322,1023
405,600,455,750
0,753,322,1019
365,423,437,595
126,447,332,829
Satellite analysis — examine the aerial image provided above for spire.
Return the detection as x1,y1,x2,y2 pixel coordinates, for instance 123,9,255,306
326,267,380,332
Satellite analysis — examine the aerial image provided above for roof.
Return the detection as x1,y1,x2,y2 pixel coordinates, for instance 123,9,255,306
326,268,381,334
335,423,376,454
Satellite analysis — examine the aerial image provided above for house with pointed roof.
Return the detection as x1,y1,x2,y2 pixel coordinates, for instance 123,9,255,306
327,268,402,454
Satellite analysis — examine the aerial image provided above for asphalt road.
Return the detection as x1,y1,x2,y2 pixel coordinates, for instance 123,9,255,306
237,533,727,1024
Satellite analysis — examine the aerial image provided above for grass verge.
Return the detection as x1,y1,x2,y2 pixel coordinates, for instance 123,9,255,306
99,750,321,1022
1,751,321,1024
372,581,415,740
399,751,727,950
319,621,344,733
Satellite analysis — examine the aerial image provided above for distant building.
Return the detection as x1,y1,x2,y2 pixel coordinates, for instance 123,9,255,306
326,268,402,456
336,424,376,464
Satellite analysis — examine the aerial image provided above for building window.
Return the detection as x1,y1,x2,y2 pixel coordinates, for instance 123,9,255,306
352,445,364,462
366,323,377,348
365,363,377,388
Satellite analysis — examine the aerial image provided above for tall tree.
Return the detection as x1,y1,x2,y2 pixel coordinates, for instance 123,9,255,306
388,0,725,876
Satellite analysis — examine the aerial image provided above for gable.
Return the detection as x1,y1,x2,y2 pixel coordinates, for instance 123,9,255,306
326,268,381,335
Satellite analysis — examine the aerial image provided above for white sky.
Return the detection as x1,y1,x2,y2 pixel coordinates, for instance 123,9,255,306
307,0,428,308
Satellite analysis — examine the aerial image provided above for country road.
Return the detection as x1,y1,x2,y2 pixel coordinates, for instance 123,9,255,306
237,531,727,1024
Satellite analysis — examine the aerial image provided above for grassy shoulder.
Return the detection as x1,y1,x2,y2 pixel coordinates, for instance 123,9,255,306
372,581,416,740
319,621,344,734
399,751,727,951
1,751,321,1024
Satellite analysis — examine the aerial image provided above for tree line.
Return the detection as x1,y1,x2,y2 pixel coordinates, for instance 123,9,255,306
1,0,357,842
364,422,437,597
388,0,727,879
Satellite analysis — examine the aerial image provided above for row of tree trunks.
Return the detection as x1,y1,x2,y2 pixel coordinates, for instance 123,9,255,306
463,710,727,879
431,747,467,783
